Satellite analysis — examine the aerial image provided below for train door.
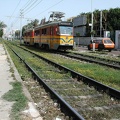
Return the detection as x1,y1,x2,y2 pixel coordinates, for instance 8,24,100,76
50,27,54,49
30,30,34,45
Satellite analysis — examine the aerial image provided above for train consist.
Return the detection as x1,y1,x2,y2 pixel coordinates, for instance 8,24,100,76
23,12,74,50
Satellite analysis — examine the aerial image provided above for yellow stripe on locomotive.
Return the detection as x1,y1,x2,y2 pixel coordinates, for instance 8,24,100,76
39,35,73,50
60,35,73,45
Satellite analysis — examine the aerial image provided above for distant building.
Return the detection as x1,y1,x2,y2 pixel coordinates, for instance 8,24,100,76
73,15,87,37
73,12,108,37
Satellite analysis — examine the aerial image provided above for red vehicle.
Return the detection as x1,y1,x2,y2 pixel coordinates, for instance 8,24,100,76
88,38,115,52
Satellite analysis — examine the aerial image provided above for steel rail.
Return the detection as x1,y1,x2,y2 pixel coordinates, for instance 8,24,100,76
74,52,120,65
7,45,85,120
55,50,120,66
18,46,120,99
60,53,120,70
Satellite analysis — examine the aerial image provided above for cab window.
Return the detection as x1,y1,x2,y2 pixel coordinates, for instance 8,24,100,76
59,26,73,35
93,40,102,44
104,39,112,44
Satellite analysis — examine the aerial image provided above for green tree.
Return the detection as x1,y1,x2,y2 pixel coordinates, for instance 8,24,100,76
22,19,39,35
78,7,120,37
0,21,7,28
0,29,3,37
107,8,120,30
15,30,20,39
0,21,7,37
32,19,39,27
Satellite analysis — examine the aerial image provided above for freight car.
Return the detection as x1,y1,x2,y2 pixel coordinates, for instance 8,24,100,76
23,12,74,51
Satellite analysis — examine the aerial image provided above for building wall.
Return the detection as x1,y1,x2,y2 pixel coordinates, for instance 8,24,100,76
74,37,91,46
73,15,87,27
115,30,120,49
73,15,87,37
74,26,86,36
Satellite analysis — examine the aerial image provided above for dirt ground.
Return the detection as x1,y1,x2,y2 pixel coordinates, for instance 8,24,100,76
0,44,14,119
0,44,42,120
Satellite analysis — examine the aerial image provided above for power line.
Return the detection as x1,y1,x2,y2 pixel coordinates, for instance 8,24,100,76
6,0,21,31
24,0,43,15
7,0,63,31
9,0,22,19
21,0,33,10
6,0,21,26
33,0,63,18
22,0,38,12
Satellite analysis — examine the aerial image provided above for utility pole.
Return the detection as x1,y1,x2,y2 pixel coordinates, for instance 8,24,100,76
91,0,95,51
100,11,102,37
11,23,13,40
91,0,94,41
20,9,24,44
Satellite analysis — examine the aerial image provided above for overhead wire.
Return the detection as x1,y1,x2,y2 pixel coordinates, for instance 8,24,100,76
8,0,64,31
22,0,39,12
22,0,63,28
24,0,43,15
7,0,21,25
6,0,22,35
33,0,64,18
9,0,22,19
10,0,35,29
21,0,33,10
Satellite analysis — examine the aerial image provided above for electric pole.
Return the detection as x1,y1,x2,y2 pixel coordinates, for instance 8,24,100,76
100,11,102,37
20,9,24,44
91,0,94,41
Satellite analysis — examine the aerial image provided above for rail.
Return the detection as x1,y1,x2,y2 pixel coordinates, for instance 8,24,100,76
7,44,85,120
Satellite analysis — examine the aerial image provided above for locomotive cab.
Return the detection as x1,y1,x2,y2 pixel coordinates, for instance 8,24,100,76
56,22,74,50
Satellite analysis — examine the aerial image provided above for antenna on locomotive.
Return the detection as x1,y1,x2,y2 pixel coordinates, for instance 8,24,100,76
48,11,65,22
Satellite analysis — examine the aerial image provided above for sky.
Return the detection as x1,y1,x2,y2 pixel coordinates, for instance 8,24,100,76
0,0,120,33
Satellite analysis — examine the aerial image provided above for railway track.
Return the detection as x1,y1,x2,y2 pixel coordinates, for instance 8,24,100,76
55,51,120,70
6,43,120,120
12,42,120,69
73,52,120,65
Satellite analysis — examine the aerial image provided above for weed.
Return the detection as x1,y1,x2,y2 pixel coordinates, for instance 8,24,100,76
2,82,27,120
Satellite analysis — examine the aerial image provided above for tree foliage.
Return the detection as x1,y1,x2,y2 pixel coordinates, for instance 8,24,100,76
22,19,39,35
79,7,120,36
15,30,20,39
0,29,3,37
107,8,120,30
0,21,7,28
0,21,7,37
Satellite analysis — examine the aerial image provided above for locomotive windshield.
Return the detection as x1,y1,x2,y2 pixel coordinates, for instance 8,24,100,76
59,26,73,35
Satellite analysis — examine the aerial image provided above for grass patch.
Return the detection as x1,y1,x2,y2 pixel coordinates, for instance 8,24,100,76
5,43,32,80
2,82,27,120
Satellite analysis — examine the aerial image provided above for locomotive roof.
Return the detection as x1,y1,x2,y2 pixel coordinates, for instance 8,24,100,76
35,21,73,30
23,28,34,33
24,21,73,33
